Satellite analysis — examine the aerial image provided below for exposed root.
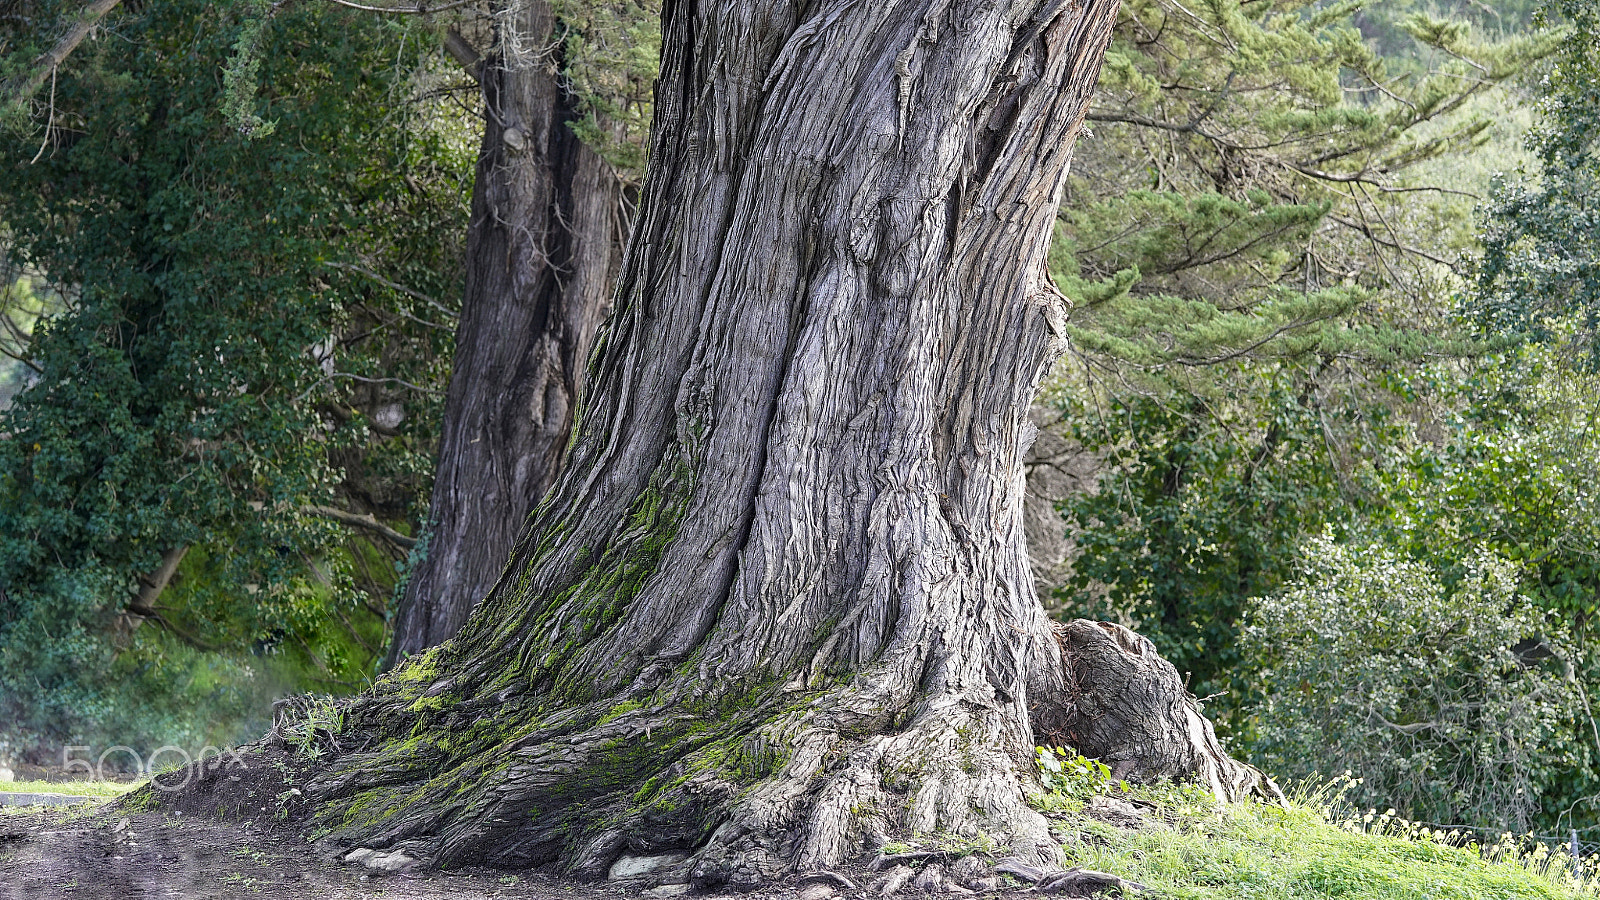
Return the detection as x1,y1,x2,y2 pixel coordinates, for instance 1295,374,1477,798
280,655,1062,889
152,615,1282,893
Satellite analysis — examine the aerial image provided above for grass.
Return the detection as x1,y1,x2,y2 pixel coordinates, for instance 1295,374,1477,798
1032,778,1595,900
0,779,143,799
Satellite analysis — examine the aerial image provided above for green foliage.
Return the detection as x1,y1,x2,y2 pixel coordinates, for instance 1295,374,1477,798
278,695,344,760
552,0,660,178
1473,0,1600,365
219,0,278,138
1056,366,1400,706
1049,0,1554,730
1060,0,1550,380
1245,535,1590,834
1036,745,1119,800
1026,768,1594,898
0,0,473,753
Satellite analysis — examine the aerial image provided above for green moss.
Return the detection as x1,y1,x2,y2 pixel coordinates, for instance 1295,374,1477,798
406,694,447,714
391,646,443,683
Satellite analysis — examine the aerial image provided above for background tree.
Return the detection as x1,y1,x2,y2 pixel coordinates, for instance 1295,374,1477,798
1473,0,1600,365
0,0,473,754
388,0,657,660
1037,0,1550,706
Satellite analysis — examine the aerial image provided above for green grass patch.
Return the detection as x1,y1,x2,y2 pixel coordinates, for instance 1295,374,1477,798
1035,781,1596,900
0,779,144,799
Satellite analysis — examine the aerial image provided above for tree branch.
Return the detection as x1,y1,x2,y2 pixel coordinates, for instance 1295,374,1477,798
326,260,458,320
304,504,418,550
119,546,226,652
4,0,121,114
321,0,478,15
443,26,483,81
128,546,189,617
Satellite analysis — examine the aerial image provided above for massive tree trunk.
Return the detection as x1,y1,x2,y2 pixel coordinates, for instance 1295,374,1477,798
289,0,1268,881
388,0,627,659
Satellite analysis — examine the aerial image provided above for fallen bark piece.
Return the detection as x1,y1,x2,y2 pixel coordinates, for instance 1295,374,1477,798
994,857,1050,883
1034,868,1145,897
800,871,859,891
875,865,916,896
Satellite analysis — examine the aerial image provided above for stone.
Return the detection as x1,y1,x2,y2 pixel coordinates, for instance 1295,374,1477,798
912,864,945,894
968,877,1001,892
949,856,988,886
342,847,417,874
798,884,836,900
874,864,915,897
366,851,417,874
1084,796,1145,830
611,853,690,880
646,885,692,898
0,767,13,783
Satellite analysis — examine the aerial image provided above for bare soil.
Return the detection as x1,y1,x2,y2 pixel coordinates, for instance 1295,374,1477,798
0,802,866,900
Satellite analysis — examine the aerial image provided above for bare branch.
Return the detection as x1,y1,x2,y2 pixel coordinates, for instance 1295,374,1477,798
326,260,458,320
3,0,121,114
304,504,419,550
321,0,478,15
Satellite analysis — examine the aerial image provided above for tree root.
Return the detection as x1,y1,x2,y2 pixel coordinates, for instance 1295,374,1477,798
186,618,1277,888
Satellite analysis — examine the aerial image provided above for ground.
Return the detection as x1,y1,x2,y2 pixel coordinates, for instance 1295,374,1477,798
0,750,1592,900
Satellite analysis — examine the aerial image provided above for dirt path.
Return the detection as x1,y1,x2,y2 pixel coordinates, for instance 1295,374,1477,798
0,804,739,900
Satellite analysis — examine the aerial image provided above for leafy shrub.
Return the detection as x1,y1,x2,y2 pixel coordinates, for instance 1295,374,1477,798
1244,536,1592,832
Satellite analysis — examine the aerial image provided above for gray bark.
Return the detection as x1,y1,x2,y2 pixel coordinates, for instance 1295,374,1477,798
281,0,1263,881
388,0,626,660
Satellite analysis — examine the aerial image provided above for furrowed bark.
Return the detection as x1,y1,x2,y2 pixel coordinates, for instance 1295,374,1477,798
388,0,626,660
272,0,1263,882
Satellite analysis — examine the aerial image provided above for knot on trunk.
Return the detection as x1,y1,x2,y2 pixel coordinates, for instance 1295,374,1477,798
1036,619,1282,804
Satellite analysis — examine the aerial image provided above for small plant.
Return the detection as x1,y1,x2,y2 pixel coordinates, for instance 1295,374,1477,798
279,696,344,759
1036,746,1116,799
937,829,1000,857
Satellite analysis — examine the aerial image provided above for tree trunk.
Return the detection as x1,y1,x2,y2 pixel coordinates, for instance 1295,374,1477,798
388,0,627,659
289,0,1266,881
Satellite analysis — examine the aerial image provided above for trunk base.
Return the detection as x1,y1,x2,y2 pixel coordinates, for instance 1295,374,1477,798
158,620,1273,885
